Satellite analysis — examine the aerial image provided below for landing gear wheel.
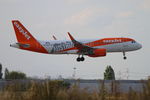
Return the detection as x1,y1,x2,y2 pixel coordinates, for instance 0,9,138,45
77,57,81,62
76,55,85,62
123,52,127,60
80,57,85,61
123,56,127,60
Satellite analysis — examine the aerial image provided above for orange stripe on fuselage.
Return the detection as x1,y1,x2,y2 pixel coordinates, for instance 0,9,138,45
58,38,133,52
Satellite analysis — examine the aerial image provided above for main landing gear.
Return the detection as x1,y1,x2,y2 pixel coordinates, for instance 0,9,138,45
77,55,85,62
123,52,127,60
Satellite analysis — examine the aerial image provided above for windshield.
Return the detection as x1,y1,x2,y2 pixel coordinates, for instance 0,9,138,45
131,40,136,43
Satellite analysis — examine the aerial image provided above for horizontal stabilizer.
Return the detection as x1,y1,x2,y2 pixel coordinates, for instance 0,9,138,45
10,43,30,48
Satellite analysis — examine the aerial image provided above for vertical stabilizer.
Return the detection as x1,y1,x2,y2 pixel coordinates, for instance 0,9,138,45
11,20,48,53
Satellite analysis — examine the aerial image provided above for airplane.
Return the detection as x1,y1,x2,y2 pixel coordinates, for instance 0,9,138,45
10,20,142,62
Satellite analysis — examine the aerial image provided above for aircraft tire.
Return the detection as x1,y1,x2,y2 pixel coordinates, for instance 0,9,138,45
77,57,81,62
123,56,127,60
80,57,85,61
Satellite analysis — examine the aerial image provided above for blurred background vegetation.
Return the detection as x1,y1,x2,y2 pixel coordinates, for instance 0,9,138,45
0,63,150,100
0,79,149,100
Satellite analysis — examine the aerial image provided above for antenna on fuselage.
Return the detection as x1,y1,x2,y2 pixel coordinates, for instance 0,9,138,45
52,35,57,40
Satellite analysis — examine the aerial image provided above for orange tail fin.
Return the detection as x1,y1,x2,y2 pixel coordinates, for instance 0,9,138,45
12,20,48,53
12,20,37,43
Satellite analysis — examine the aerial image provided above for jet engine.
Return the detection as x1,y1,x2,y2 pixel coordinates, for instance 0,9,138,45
88,49,106,57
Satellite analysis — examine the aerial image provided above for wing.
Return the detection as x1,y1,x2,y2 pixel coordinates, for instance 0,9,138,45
67,32,94,54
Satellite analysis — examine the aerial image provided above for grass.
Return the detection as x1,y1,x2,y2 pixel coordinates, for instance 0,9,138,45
0,79,150,100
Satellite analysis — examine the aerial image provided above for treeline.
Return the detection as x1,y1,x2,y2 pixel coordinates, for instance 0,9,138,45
0,63,116,80
4,68,26,79
0,63,26,80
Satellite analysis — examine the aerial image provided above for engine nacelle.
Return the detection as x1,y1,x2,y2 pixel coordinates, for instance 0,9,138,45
88,49,106,57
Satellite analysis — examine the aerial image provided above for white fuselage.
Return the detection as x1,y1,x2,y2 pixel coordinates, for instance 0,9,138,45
38,39,142,55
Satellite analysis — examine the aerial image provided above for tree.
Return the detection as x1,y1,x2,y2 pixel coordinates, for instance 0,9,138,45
0,63,3,79
8,71,27,79
4,68,27,79
104,65,115,80
4,68,9,79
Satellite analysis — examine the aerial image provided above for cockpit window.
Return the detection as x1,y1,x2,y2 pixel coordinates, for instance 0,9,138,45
131,41,136,43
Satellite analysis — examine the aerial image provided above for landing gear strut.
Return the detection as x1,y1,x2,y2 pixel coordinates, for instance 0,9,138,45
76,55,85,62
123,52,127,60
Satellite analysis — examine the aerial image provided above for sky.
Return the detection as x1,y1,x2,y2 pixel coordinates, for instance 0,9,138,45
0,0,150,80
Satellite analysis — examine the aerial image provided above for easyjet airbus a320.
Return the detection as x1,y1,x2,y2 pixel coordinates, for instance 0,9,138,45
10,20,142,62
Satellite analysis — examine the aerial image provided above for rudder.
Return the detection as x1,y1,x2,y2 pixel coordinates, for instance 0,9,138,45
12,20,36,43
12,20,48,53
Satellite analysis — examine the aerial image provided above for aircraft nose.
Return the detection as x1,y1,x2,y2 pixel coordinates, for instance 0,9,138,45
137,43,142,49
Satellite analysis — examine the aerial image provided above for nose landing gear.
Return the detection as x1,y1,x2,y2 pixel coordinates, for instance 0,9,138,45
123,56,127,60
123,52,127,60
76,55,85,62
